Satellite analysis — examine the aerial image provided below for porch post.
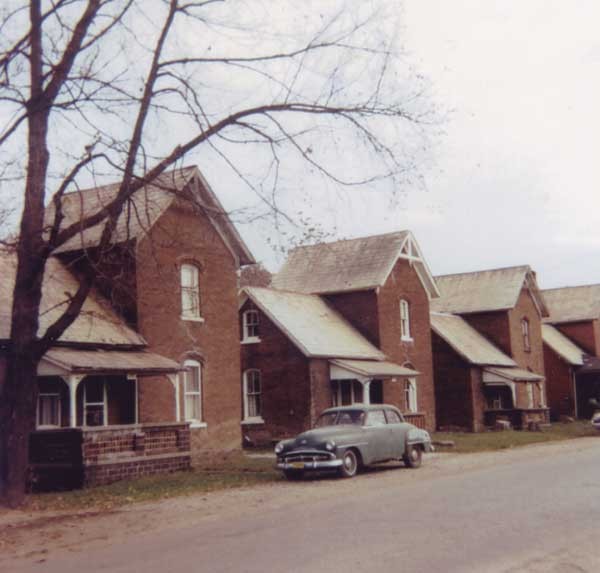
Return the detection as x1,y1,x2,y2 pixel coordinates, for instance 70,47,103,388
363,379,372,405
127,375,139,424
66,375,85,428
167,374,180,422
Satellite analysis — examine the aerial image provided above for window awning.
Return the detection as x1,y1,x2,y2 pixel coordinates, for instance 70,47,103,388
483,367,544,382
39,347,182,376
330,359,419,380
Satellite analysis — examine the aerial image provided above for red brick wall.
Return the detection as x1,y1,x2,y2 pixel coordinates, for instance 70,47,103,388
431,332,476,431
376,258,436,431
240,299,311,445
543,344,576,420
309,358,332,426
136,200,243,454
508,288,545,375
464,311,512,356
324,290,380,346
555,320,600,356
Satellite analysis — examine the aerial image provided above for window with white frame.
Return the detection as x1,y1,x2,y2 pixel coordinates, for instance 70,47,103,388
527,383,534,409
400,299,411,340
181,263,201,319
37,393,61,428
404,378,418,413
83,378,106,427
521,318,531,352
243,369,262,420
182,359,202,423
331,380,364,406
242,309,260,342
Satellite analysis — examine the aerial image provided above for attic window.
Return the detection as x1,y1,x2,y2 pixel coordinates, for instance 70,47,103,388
400,299,411,341
242,309,260,342
522,318,531,352
181,263,201,320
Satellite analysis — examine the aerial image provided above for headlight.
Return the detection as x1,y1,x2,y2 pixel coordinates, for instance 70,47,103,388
274,441,284,454
324,440,336,452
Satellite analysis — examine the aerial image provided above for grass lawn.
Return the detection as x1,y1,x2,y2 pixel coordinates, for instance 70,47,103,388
432,420,599,453
24,450,280,512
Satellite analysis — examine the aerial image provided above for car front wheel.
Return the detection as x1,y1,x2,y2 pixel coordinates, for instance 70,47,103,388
403,445,422,469
338,449,359,478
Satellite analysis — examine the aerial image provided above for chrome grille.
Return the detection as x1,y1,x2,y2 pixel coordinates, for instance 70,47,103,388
283,451,333,463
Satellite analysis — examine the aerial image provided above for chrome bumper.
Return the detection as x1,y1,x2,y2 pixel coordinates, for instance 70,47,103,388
277,459,343,471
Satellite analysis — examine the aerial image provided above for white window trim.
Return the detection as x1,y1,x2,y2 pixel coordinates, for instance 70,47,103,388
36,392,62,429
242,310,261,343
400,299,412,342
522,319,530,351
182,359,203,424
243,369,264,423
404,378,418,413
181,264,202,321
83,379,108,427
332,380,363,407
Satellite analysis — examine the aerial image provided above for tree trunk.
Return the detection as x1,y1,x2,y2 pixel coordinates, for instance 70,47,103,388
0,350,41,507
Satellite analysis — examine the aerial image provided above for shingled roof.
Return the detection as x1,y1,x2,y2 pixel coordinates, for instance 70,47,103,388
542,284,600,324
241,287,385,360
0,251,144,347
541,324,585,366
46,166,254,265
430,312,516,366
431,265,549,317
271,231,439,298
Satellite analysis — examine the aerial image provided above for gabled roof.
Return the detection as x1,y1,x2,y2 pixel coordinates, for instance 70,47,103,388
430,312,516,367
542,284,600,324
241,287,385,360
0,251,144,346
431,265,549,317
271,231,439,298
541,324,585,366
46,166,254,265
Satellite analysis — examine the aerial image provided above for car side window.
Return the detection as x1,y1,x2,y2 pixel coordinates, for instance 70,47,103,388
366,410,387,426
385,409,402,424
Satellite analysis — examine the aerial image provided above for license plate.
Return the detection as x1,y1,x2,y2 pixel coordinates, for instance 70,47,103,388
289,462,304,469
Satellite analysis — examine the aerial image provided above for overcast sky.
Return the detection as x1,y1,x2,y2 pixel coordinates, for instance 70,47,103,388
219,1,600,289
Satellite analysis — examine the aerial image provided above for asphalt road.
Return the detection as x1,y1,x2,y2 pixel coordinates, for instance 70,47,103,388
8,439,600,572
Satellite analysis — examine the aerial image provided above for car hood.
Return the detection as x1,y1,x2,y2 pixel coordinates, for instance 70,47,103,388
288,426,362,448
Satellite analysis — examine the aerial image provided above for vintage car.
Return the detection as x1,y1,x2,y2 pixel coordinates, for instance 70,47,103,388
275,404,433,480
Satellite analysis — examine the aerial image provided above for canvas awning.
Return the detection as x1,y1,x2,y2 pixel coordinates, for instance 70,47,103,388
330,359,419,380
39,347,181,376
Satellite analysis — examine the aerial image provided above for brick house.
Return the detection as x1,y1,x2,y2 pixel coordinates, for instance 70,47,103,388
9,166,254,488
542,285,600,419
430,266,550,431
239,231,440,445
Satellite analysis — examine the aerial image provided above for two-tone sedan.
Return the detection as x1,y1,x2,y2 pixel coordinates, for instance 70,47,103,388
275,404,433,480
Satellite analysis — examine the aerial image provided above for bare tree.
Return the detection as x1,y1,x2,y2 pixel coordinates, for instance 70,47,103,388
0,0,434,506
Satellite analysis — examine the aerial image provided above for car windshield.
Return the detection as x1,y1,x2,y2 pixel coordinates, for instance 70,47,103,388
315,410,365,427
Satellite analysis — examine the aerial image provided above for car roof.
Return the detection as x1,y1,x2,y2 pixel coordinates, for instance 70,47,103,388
321,404,401,413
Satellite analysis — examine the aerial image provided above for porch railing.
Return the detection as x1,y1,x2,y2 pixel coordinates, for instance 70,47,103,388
29,422,191,490
403,412,427,429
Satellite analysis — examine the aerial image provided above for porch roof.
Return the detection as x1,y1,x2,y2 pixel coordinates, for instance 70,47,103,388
431,312,516,366
541,324,585,366
483,366,544,382
42,347,181,375
579,356,600,374
330,359,419,379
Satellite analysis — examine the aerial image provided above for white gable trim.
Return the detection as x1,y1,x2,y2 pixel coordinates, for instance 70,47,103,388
382,233,440,299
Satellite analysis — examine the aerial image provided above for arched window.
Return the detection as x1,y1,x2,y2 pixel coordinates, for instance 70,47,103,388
400,299,411,340
404,378,418,413
242,309,260,341
243,369,262,421
181,263,201,320
521,318,530,352
182,359,202,423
